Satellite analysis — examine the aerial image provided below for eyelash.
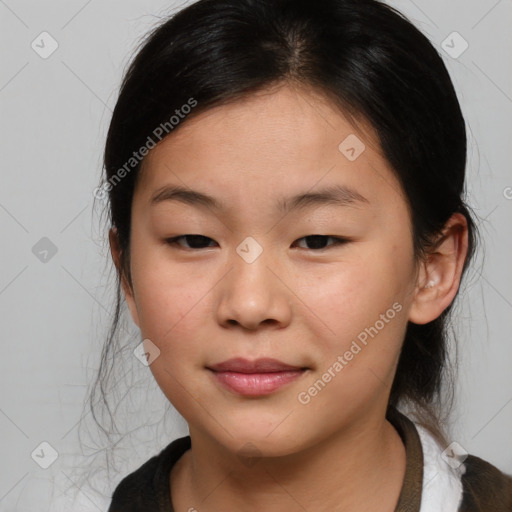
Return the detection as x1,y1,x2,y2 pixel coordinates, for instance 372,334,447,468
165,234,352,251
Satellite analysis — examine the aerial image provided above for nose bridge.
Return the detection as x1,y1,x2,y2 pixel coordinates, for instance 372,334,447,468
216,236,291,329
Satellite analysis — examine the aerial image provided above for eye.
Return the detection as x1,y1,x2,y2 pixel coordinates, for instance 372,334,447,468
165,234,217,250
292,235,351,250
165,234,351,251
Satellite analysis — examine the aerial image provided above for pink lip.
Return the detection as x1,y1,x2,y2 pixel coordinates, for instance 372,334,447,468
208,357,304,373
207,358,308,396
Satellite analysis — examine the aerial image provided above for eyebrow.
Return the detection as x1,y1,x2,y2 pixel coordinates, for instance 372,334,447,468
150,183,369,214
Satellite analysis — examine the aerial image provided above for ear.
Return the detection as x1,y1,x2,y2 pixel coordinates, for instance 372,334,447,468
408,213,469,325
109,227,140,328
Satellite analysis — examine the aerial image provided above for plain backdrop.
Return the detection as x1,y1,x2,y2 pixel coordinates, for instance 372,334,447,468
1,0,511,510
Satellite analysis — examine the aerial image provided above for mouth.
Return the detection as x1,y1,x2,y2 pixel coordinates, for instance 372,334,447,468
206,357,309,396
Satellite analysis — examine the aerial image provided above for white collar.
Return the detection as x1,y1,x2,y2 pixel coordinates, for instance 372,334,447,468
415,423,465,511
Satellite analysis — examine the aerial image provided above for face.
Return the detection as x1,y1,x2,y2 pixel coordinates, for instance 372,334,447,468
119,83,422,457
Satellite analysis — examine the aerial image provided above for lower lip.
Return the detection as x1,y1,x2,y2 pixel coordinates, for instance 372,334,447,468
208,369,306,396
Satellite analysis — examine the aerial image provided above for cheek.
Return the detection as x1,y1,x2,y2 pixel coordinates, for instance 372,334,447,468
131,256,214,410
298,242,414,391
129,244,216,354
301,244,413,331
295,259,409,421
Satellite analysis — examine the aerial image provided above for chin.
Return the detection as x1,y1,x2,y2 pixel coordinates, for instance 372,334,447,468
230,435,303,460
207,421,313,460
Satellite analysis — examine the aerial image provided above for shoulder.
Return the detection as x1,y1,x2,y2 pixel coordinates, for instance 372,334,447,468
108,436,191,512
459,454,512,512
415,421,512,512
395,408,512,512
108,451,162,512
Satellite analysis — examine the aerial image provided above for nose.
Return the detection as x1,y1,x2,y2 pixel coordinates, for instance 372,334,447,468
216,246,292,331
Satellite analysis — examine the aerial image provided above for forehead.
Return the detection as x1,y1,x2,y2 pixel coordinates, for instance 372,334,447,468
135,84,406,213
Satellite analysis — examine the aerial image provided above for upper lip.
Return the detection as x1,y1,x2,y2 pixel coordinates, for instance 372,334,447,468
207,357,306,373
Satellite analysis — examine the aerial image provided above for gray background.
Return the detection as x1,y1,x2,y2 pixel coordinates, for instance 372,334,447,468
1,0,511,510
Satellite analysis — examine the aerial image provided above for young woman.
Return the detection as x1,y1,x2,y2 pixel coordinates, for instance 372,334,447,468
96,0,512,510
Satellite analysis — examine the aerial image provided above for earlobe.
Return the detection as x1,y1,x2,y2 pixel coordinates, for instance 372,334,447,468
108,227,140,328
408,213,468,325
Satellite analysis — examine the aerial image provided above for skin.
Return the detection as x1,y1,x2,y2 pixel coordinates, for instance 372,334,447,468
110,82,468,511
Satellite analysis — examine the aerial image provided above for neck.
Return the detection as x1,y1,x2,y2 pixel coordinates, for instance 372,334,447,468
171,407,407,512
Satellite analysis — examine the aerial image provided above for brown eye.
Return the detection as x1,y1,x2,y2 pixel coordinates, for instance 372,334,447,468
292,235,351,250
166,235,217,249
